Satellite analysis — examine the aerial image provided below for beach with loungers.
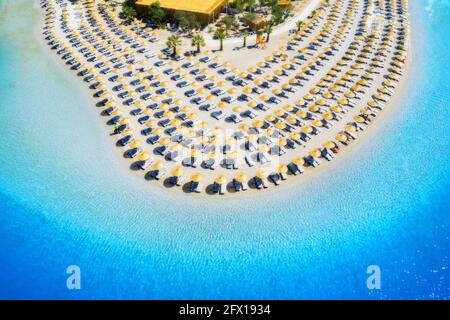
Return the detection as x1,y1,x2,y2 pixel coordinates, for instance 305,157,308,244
39,0,410,196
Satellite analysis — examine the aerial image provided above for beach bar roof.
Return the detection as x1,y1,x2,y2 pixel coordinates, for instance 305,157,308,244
136,0,228,23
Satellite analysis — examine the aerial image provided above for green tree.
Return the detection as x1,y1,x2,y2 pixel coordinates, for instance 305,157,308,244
242,30,249,47
265,23,273,43
166,34,182,56
295,20,303,32
223,15,235,35
174,11,200,31
191,33,205,54
215,29,226,51
246,0,257,13
242,12,256,28
233,0,245,13
148,1,165,26
122,0,137,24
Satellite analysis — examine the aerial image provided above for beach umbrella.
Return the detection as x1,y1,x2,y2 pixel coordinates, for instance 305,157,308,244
345,124,357,132
274,70,283,76
310,149,321,158
274,122,286,130
252,119,264,129
277,138,287,147
173,98,183,105
354,115,366,123
235,173,248,183
187,113,198,120
322,91,333,99
145,119,156,128
243,87,252,94
330,105,343,113
171,166,183,177
296,110,307,119
302,125,313,134
313,120,323,127
265,115,276,122
198,121,208,129
181,106,191,113
336,133,348,142
303,93,314,101
170,143,182,151
217,101,228,108
292,156,305,166
233,106,243,113
361,108,372,116
239,124,249,132
119,118,129,125
191,173,203,183
130,140,141,148
308,104,319,113
151,161,164,170
310,88,320,95
215,175,227,185
136,151,149,161
289,132,300,141
167,90,176,97
322,112,334,120
323,141,336,149
278,165,288,174
344,91,356,99
159,137,171,146
256,169,268,180
152,128,163,135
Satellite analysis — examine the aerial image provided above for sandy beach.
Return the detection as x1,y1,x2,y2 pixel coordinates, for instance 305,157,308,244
38,0,411,197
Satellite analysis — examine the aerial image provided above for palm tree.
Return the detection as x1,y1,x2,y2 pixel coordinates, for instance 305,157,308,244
223,15,234,35
295,20,303,32
122,5,136,24
242,30,249,48
265,24,273,43
215,29,226,51
166,35,181,57
191,34,205,54
246,0,256,13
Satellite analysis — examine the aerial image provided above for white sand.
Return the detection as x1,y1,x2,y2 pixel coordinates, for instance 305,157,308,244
39,0,411,197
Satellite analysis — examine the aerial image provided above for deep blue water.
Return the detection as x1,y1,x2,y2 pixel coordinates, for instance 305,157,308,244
0,0,449,299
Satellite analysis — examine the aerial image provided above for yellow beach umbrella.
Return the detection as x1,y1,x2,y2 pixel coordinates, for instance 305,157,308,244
345,124,357,132
159,137,171,145
310,148,321,158
152,161,164,170
256,169,268,179
354,115,366,123
191,173,203,183
137,151,149,161
215,174,227,184
336,133,348,142
171,166,183,177
323,141,336,149
292,157,305,166
235,173,248,183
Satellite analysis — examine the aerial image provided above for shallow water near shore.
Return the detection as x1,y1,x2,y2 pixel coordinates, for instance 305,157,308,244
0,0,449,299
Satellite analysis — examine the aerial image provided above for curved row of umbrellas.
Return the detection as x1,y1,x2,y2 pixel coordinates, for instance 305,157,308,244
41,0,409,193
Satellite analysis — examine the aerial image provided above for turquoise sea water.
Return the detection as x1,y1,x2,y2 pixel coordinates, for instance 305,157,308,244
0,0,449,299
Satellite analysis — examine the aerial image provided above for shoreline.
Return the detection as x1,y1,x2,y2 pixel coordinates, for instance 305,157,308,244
35,0,413,198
